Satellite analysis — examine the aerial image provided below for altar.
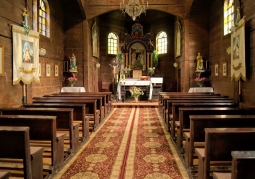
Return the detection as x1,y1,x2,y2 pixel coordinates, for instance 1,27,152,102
188,87,214,93
61,87,86,92
117,78,153,101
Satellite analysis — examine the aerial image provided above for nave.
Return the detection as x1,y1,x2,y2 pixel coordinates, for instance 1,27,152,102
52,107,190,179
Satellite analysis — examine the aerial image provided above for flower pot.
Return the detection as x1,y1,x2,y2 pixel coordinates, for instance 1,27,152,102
134,96,139,102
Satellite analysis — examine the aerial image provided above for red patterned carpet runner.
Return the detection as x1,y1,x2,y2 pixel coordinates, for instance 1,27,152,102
53,108,189,179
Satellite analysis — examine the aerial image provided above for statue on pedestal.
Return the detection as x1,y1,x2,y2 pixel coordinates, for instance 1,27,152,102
196,52,204,70
69,53,78,72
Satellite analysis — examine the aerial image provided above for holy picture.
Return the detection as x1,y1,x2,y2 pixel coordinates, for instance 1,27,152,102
22,41,34,63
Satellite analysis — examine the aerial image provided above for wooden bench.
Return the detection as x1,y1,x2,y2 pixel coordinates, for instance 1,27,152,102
0,126,44,179
158,92,216,115
23,103,90,142
32,98,100,131
164,97,231,126
0,108,78,152
187,115,255,168
195,128,255,179
0,171,10,179
213,151,255,179
50,91,112,115
0,115,65,172
176,107,255,150
169,101,236,136
35,96,105,123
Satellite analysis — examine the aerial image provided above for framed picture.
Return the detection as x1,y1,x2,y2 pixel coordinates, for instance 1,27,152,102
55,65,59,77
215,63,219,76
39,63,41,77
92,22,99,57
46,63,51,77
175,21,181,57
223,62,227,77
0,45,4,76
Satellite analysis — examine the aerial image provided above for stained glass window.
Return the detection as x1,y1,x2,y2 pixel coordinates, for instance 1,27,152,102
224,0,234,35
39,0,46,36
108,32,118,55
156,32,167,54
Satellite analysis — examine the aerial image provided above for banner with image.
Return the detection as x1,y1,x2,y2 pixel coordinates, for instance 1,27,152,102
12,25,40,85
231,18,246,81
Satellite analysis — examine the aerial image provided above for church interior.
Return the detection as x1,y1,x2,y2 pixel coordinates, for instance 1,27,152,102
0,0,255,179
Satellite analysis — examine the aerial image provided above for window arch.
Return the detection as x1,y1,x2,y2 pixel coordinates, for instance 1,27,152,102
224,0,234,35
156,31,167,54
108,32,118,55
33,0,50,37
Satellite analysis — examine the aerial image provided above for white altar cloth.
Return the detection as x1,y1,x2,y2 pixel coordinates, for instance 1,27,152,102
61,87,86,92
188,87,214,93
118,78,153,100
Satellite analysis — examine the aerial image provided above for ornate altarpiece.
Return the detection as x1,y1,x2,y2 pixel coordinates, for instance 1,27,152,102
121,23,154,70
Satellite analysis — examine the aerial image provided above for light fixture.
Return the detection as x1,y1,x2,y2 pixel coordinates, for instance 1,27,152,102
39,48,46,56
94,62,100,70
173,62,178,68
120,0,148,21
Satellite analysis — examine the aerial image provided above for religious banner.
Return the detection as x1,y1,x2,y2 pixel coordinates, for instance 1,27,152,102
12,25,40,85
230,18,246,81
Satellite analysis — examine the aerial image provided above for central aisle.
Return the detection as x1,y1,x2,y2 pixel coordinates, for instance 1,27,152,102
53,107,190,179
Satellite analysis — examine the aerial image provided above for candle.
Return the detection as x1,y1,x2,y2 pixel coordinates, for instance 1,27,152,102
147,1,148,7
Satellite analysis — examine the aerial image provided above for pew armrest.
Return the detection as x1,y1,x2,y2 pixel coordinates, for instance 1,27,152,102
212,172,231,179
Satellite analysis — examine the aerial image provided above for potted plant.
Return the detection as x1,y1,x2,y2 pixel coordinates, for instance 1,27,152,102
152,50,159,68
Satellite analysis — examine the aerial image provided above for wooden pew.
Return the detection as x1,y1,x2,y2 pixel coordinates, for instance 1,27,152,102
50,91,112,115
23,103,90,142
195,128,255,179
164,96,230,125
32,98,100,130
169,101,236,136
0,171,10,179
0,108,78,152
187,115,255,169
176,107,255,150
158,92,216,115
0,115,65,172
213,151,255,179
0,126,44,179
34,96,105,123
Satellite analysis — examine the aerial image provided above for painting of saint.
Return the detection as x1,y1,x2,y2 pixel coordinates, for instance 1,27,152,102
233,36,239,60
22,41,34,63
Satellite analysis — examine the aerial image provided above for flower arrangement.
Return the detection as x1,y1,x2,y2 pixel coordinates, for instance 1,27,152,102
194,77,206,87
148,67,155,76
129,86,144,97
123,67,131,74
68,77,78,86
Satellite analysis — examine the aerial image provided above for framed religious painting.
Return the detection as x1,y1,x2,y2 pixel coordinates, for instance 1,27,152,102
39,63,41,77
0,45,4,76
215,63,219,76
223,62,227,77
55,64,59,77
92,22,99,57
46,63,51,77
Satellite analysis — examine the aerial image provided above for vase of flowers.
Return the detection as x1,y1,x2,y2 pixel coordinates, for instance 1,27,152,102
194,77,206,87
129,86,144,102
148,67,155,77
123,67,131,77
68,77,77,87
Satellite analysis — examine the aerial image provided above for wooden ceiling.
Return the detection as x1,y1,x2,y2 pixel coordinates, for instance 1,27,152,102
68,0,194,20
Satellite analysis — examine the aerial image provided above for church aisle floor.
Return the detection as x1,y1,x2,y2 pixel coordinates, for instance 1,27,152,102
52,107,190,179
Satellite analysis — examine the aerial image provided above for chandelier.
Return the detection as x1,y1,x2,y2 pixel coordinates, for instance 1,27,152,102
120,0,148,21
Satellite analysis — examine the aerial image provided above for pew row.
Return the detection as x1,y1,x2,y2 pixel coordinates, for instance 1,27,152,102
195,128,255,179
0,171,10,179
32,98,100,131
213,151,255,179
23,103,90,142
0,115,65,172
0,126,44,179
0,108,78,152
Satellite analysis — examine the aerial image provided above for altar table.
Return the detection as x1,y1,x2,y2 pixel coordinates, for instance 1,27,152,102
61,87,86,92
188,87,214,93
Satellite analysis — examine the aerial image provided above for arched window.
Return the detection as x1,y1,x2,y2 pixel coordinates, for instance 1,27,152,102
108,32,118,55
156,32,167,54
34,0,50,37
224,0,234,35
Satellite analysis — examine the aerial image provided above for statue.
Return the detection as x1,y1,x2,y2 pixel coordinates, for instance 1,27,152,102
196,53,204,70
69,53,77,72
